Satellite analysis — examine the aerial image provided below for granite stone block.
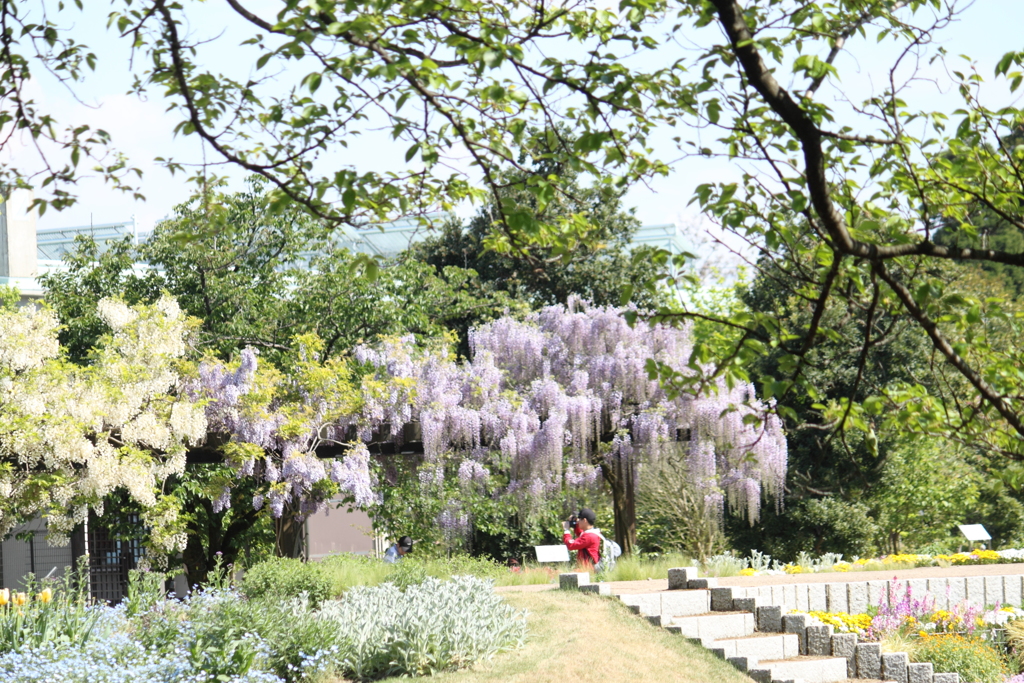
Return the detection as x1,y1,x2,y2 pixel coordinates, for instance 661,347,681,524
867,580,889,608
782,614,808,654
756,586,772,604
827,583,849,613
966,576,985,605
579,583,611,595
756,605,782,632
688,578,718,590
771,585,785,607
881,651,909,683
907,661,933,683
726,656,757,673
559,572,590,590
932,673,960,683
667,567,699,590
831,633,858,678
985,575,1005,607
662,590,710,618
848,582,869,615
732,597,759,613
948,577,967,606
805,624,833,656
794,584,809,612
807,583,827,612
855,642,882,679
1007,575,1024,608
782,584,797,611
746,669,772,683
929,578,950,610
619,593,660,616
907,578,928,603
710,587,735,611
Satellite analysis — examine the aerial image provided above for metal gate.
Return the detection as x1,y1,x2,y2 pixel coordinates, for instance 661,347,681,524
87,513,143,603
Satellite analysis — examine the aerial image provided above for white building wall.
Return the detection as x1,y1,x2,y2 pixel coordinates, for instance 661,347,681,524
0,517,74,591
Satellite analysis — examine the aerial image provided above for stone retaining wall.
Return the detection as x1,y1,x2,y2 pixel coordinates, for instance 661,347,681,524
737,573,1024,613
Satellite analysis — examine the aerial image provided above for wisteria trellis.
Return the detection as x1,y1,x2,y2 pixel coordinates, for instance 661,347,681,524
195,299,787,539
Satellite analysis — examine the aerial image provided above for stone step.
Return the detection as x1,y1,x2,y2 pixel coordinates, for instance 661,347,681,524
754,656,851,683
666,611,755,640
619,589,711,618
711,633,800,661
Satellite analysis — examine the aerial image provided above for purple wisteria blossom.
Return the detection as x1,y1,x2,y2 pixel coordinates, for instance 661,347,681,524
193,299,787,528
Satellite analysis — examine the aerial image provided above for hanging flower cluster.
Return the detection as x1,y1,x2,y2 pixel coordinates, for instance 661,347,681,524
191,335,382,522
360,298,787,523
0,297,206,554
194,299,787,527
466,298,787,522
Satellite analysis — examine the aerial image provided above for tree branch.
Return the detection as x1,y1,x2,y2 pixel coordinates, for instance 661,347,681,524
872,260,1024,441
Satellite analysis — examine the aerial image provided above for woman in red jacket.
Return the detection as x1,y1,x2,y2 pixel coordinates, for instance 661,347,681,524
562,507,601,570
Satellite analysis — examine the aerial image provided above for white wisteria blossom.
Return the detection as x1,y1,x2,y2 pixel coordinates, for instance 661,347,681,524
0,296,205,556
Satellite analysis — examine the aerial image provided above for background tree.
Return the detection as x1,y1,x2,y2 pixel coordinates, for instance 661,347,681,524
409,139,662,318
640,0,1024,468
1,0,661,259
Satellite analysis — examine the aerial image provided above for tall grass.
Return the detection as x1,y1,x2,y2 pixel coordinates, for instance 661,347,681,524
602,553,694,582
244,551,720,597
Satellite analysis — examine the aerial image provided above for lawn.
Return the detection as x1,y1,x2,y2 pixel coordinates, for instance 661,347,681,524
414,589,752,683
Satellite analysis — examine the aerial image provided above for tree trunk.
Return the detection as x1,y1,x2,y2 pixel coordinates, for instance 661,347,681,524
274,501,306,558
888,530,902,556
602,454,637,555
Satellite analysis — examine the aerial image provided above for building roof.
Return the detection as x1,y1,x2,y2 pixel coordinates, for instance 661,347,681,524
10,215,694,301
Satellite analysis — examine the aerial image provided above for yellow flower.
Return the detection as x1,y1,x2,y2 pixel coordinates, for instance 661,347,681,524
12,592,27,607
739,568,757,576
784,564,805,574
37,588,53,604
0,588,8,606
834,563,850,572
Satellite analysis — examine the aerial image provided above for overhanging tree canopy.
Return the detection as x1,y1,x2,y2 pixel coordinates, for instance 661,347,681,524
6,0,1024,462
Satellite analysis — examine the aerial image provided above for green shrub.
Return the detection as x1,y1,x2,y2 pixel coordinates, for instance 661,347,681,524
240,557,333,606
318,552,393,594
911,635,1006,683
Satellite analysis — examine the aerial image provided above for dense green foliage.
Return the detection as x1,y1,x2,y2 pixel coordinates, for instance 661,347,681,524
409,151,661,323
240,557,337,607
911,636,1007,683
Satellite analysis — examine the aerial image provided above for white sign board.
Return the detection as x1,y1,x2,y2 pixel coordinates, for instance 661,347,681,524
534,544,571,563
958,524,992,542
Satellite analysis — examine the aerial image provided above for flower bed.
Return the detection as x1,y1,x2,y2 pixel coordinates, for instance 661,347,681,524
0,572,526,682
789,579,1024,682
704,547,1024,577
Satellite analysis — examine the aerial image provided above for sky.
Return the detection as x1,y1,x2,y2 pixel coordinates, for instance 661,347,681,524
10,0,1024,240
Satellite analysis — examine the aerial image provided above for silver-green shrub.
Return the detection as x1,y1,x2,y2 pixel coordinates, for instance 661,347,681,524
316,576,526,679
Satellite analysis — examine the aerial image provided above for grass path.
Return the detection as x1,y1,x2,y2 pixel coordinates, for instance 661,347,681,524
423,590,753,683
